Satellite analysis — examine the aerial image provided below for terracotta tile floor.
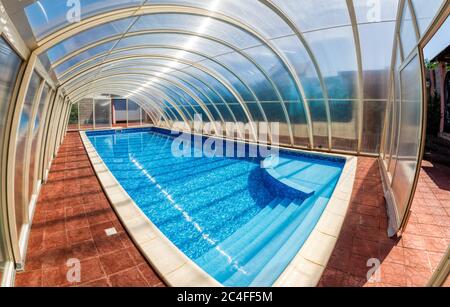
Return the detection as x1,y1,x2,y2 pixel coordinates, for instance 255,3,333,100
319,158,450,287
15,132,165,287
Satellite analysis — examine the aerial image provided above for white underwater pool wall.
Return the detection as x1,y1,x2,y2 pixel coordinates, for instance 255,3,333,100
80,128,357,287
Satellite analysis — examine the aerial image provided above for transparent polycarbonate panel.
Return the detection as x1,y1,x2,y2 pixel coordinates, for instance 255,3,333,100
359,22,396,99
143,109,154,125
424,16,450,61
212,54,277,102
0,36,22,169
178,105,196,122
159,97,192,121
132,94,168,120
79,98,94,129
388,42,403,171
183,66,239,104
144,101,166,122
150,82,195,107
203,104,221,122
245,103,265,122
60,56,107,81
383,97,394,161
227,104,249,123
400,1,418,57
91,75,203,107
271,35,323,99
329,100,359,152
307,100,329,149
24,0,142,39
38,53,52,72
102,58,190,73
54,41,117,75
156,70,219,105
65,59,190,89
259,102,290,144
131,14,259,49
383,107,393,163
14,72,42,236
245,45,301,101
106,48,205,63
161,74,212,104
391,55,421,220
304,26,359,99
29,84,50,198
150,0,293,39
214,104,235,122
285,102,309,147
274,0,350,32
172,70,226,104
200,59,260,101
411,0,444,35
68,102,80,130
167,106,181,121
128,100,141,126
361,100,387,153
45,17,135,63
353,0,399,23
0,36,22,271
115,33,232,57
167,106,184,121
260,102,288,124
159,107,176,124
64,71,99,91
94,98,111,128
98,63,166,78
192,106,209,123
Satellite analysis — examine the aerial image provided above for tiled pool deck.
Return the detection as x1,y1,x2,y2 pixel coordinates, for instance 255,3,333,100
15,132,165,287
319,159,450,287
14,132,450,287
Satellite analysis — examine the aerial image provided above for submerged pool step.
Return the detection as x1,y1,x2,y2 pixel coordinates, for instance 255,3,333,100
204,198,305,283
249,196,330,287
195,198,290,272
223,196,323,287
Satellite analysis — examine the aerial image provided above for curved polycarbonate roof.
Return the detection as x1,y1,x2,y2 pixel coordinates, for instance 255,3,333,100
12,0,446,152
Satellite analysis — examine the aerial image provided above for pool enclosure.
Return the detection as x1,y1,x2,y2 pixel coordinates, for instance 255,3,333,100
0,0,448,286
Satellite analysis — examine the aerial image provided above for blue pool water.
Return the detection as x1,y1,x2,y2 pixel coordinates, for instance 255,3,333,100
87,128,345,286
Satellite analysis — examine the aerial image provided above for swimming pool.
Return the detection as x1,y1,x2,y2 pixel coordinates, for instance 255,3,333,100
87,128,345,286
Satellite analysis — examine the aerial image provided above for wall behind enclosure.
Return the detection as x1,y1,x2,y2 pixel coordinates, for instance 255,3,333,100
68,103,79,130
94,98,111,128
79,98,94,129
68,98,154,130
380,0,446,235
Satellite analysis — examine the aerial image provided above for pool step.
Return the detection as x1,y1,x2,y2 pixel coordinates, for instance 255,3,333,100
248,196,330,286
195,197,290,270
199,198,304,283
215,198,311,285
196,196,330,287
223,196,327,287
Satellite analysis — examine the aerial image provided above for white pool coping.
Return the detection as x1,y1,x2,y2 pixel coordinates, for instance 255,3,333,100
79,129,356,287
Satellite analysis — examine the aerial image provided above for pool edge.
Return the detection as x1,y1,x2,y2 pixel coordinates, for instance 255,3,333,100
79,131,222,287
80,128,357,287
